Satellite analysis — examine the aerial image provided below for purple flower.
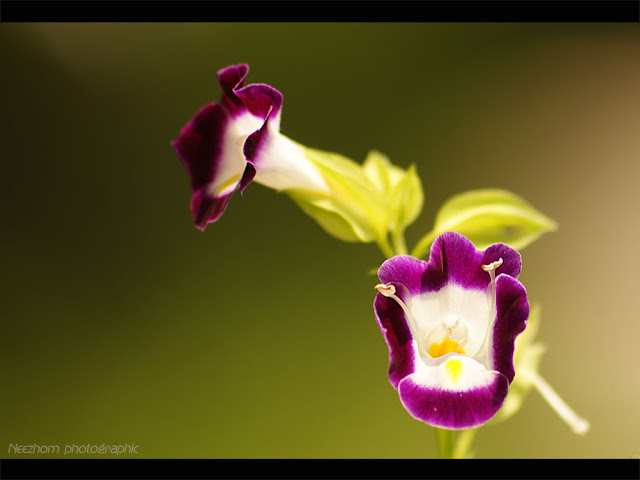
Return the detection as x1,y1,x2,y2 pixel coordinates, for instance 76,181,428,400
172,64,327,230
374,232,529,429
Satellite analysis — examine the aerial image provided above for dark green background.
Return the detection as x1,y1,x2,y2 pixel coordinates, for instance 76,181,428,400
1,23,639,458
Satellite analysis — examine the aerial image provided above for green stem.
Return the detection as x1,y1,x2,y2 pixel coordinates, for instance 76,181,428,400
453,428,477,459
376,236,395,259
523,368,590,435
435,428,455,459
411,229,439,259
391,228,408,256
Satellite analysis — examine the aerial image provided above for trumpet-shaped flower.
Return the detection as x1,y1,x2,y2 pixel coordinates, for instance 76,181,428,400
374,232,529,429
172,64,328,230
172,64,425,248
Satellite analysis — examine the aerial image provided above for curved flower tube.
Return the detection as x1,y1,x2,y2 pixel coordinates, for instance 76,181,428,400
373,231,529,429
172,64,327,230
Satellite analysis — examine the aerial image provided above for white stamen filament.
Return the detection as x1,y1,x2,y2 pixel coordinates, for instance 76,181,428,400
470,258,503,358
482,258,503,317
522,368,590,435
375,284,429,358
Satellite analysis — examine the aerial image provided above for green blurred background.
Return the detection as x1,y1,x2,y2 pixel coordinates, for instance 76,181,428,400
1,23,639,458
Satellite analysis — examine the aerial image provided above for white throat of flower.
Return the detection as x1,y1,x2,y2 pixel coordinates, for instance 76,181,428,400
375,258,503,363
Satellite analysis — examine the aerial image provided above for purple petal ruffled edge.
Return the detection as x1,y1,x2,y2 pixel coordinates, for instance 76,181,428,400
171,64,283,230
219,64,283,122
172,103,238,229
378,231,522,294
493,274,529,383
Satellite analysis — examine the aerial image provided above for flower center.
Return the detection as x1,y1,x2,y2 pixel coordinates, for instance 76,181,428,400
423,315,470,358
375,257,503,362
428,337,466,358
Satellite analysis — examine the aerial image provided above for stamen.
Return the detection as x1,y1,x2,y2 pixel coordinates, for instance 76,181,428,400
444,316,460,330
374,283,396,297
447,317,469,346
374,284,417,333
375,283,428,357
481,258,504,272
482,257,503,314
470,258,504,358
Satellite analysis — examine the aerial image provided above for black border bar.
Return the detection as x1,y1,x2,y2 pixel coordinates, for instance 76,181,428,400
1,1,639,22
1,459,639,480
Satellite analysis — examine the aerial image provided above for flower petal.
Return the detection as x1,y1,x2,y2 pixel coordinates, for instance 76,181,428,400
189,188,234,230
397,358,510,429
377,255,429,296
217,64,250,114
374,284,418,389
378,232,521,294
172,102,245,230
172,64,284,230
218,64,283,123
491,274,530,383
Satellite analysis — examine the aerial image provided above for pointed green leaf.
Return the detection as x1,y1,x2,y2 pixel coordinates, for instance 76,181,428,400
362,150,405,194
430,189,557,250
388,164,424,232
288,192,371,242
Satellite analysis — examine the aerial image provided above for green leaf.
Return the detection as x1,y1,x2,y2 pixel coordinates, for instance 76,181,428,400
388,164,424,232
362,150,405,194
288,192,369,242
284,144,389,244
413,189,557,256
282,144,424,253
362,151,423,231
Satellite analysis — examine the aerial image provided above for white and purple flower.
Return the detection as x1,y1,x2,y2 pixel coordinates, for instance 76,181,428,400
172,64,327,230
374,231,529,429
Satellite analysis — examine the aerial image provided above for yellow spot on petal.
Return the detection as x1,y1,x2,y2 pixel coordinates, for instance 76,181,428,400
445,358,463,383
428,337,466,358
217,173,242,195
